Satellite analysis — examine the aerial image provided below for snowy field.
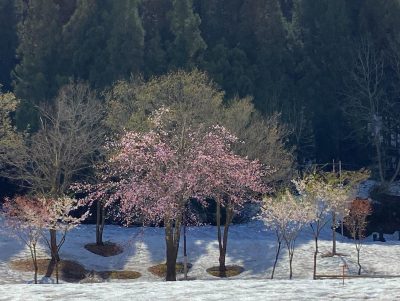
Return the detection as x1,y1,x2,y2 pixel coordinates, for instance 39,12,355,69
0,279,400,301
1,218,400,300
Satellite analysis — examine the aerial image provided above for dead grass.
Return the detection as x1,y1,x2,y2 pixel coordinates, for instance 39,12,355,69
84,242,123,257
148,262,193,277
97,270,141,280
206,265,244,278
9,258,86,282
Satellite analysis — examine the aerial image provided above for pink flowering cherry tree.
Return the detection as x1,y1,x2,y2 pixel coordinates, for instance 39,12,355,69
107,129,211,281
195,126,269,277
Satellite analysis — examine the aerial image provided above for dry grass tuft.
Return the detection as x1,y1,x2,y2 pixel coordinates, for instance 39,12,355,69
148,262,193,277
10,258,86,282
206,265,244,278
97,270,141,280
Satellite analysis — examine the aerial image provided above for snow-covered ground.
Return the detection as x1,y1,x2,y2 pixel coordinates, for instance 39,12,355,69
0,279,399,301
1,219,400,300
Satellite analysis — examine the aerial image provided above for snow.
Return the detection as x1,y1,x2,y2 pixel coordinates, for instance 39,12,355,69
1,279,400,301
1,218,400,299
358,180,400,198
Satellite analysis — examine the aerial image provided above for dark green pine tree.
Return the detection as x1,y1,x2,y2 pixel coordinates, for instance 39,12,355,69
62,0,110,88
13,0,62,102
106,0,144,82
141,0,170,77
12,0,63,129
167,0,206,69
298,0,355,163
238,0,292,112
0,0,18,90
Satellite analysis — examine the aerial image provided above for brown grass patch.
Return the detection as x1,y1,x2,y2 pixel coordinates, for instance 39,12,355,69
9,258,86,282
148,262,193,277
97,270,141,280
206,265,244,277
84,242,123,257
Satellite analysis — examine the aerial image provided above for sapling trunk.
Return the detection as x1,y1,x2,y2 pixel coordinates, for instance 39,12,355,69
289,251,294,280
271,238,281,279
29,244,38,284
332,212,337,255
313,234,318,280
357,248,361,275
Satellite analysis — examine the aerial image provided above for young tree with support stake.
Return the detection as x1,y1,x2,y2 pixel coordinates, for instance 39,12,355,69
344,198,372,275
293,174,330,280
322,169,370,256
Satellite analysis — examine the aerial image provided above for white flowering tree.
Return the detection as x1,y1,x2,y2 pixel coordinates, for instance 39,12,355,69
261,190,312,279
293,174,331,280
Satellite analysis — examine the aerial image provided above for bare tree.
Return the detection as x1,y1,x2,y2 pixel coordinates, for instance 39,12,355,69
3,83,105,275
344,39,400,185
344,198,372,275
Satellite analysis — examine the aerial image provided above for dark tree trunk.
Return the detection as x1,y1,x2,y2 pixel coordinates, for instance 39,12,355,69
289,251,294,280
165,217,181,281
357,247,361,275
313,235,318,280
96,201,105,245
271,239,281,279
30,245,38,284
216,201,233,277
45,229,59,277
183,222,188,280
332,212,337,255
55,259,59,284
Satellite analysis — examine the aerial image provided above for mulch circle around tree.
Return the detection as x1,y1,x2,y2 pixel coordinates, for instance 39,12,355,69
206,265,244,278
148,262,193,277
84,242,123,257
9,258,87,282
96,270,141,280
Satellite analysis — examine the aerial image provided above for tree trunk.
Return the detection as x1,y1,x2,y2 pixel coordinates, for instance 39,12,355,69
332,212,337,255
271,239,281,279
96,201,105,245
216,202,234,277
165,217,182,281
183,222,188,280
55,259,59,284
313,235,318,280
45,229,59,277
357,248,361,275
289,251,294,280
375,138,386,183
30,245,38,284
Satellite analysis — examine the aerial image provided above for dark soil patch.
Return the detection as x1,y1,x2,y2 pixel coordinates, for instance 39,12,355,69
97,270,141,280
10,258,86,282
148,262,193,277
206,265,244,278
84,242,123,257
